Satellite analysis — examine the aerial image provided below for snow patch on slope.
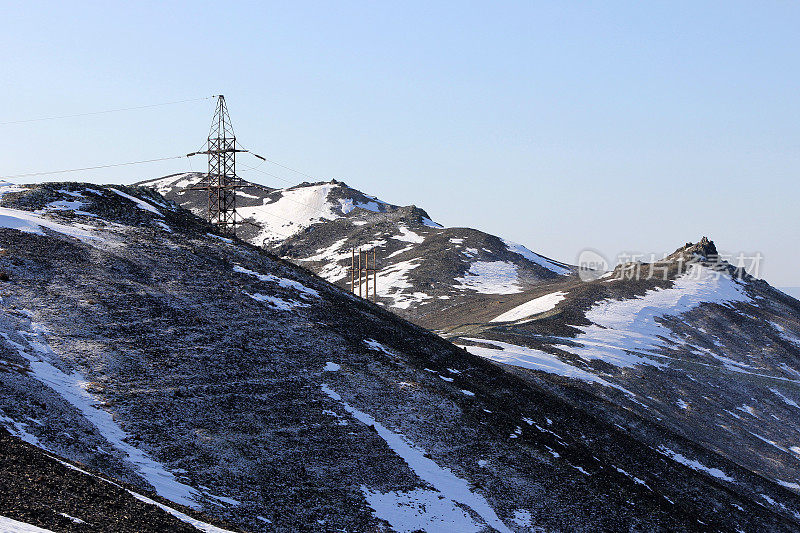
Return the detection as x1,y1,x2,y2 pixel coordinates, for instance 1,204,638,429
127,490,237,533
421,217,443,228
491,291,568,322
393,225,425,244
564,265,751,368
379,259,431,309
51,446,235,533
363,339,394,356
454,261,521,295
339,197,385,214
0,408,41,447
361,488,482,533
37,191,94,217
238,183,341,245
503,239,571,276
772,321,800,349
321,384,511,533
657,446,734,482
0,181,28,198
0,208,103,244
109,189,163,216
771,388,800,408
233,265,320,299
5,324,200,509
459,339,634,395
245,292,307,311
0,516,55,533
298,238,354,283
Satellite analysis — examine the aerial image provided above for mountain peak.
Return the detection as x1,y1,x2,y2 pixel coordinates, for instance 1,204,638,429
685,236,717,258
665,236,718,263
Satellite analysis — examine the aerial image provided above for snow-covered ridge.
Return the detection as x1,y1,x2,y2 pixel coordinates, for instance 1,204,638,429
566,265,751,368
236,182,396,246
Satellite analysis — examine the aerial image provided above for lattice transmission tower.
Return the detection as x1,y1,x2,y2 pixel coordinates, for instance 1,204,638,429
189,95,246,236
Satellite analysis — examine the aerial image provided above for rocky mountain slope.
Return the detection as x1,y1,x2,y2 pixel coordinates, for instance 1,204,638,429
1,181,798,531
434,237,800,518
139,174,574,320
141,173,800,530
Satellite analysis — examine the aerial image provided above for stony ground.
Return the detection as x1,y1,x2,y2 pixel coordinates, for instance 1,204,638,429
0,427,234,532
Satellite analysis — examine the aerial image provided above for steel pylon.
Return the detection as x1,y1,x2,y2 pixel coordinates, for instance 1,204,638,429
189,95,246,236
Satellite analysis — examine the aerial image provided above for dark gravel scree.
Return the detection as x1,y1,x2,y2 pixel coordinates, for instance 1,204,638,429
0,428,232,532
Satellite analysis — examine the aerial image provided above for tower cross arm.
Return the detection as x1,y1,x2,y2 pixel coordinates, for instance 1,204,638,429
187,149,248,157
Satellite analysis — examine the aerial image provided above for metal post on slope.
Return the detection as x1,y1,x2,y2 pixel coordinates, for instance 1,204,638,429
349,247,377,301
365,250,370,301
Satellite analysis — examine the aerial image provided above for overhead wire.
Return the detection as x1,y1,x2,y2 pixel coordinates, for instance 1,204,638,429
0,155,187,180
255,157,317,181
0,95,215,180
235,140,317,181
238,161,343,216
0,95,217,126
239,162,298,186
234,154,356,241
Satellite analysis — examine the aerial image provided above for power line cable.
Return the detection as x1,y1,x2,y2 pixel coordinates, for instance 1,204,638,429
236,142,318,182
239,163,297,186
238,164,341,215
0,95,217,126
259,157,317,181
1,156,187,180
232,163,353,240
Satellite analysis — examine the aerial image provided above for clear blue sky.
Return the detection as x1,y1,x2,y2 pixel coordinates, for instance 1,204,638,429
2,1,798,287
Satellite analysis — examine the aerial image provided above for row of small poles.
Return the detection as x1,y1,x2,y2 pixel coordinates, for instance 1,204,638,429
351,248,377,302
